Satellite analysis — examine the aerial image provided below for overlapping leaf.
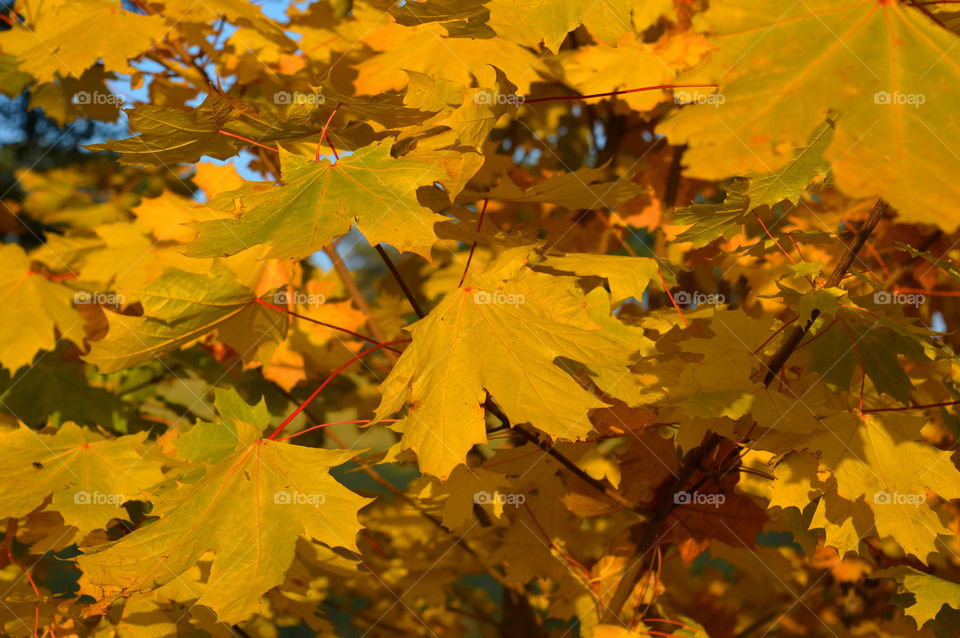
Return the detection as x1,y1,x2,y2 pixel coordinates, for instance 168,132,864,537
661,0,960,229
90,95,315,166
0,423,162,539
802,413,960,560
673,120,834,247
85,262,285,373
3,0,167,81
0,245,84,373
376,247,647,479
186,142,451,260
77,420,371,624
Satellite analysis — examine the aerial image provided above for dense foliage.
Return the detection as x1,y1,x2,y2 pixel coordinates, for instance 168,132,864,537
2,0,960,636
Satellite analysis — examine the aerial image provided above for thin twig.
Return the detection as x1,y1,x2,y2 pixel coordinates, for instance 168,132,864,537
266,339,409,440
324,245,398,362
458,198,489,288
376,245,426,318
487,399,644,513
524,84,719,105
861,399,960,414
254,298,401,352
317,103,341,161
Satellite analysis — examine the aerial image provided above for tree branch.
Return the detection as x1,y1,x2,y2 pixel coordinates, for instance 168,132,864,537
762,199,888,386
494,399,645,513
376,244,426,319
599,432,722,625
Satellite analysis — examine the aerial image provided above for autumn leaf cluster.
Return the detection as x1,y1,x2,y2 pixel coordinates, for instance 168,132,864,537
2,0,960,637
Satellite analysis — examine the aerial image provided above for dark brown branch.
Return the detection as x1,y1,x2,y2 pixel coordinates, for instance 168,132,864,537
762,200,888,386
908,0,950,29
376,244,426,319
662,144,686,211
324,246,398,363
500,400,645,513
599,432,722,625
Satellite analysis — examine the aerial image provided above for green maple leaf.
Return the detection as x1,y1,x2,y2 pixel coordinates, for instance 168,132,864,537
85,262,286,373
176,388,271,464
0,423,163,540
186,142,450,260
77,420,371,624
806,310,928,403
661,0,960,229
895,242,960,280
462,165,648,210
89,95,316,166
673,120,834,247
0,353,125,427
375,247,647,479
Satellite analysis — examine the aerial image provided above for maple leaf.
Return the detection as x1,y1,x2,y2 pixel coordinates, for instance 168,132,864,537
440,68,518,150
85,262,285,373
90,95,315,166
376,247,647,479
4,0,168,81
77,419,371,624
8,0,960,631
352,20,541,95
673,120,834,247
390,0,675,50
539,253,665,305
806,312,928,403
0,423,163,540
768,451,825,512
666,439,767,562
876,566,960,629
804,413,960,560
484,0,667,53
560,31,712,112
0,244,85,373
186,142,450,260
158,0,293,47
661,0,960,229
463,165,648,211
